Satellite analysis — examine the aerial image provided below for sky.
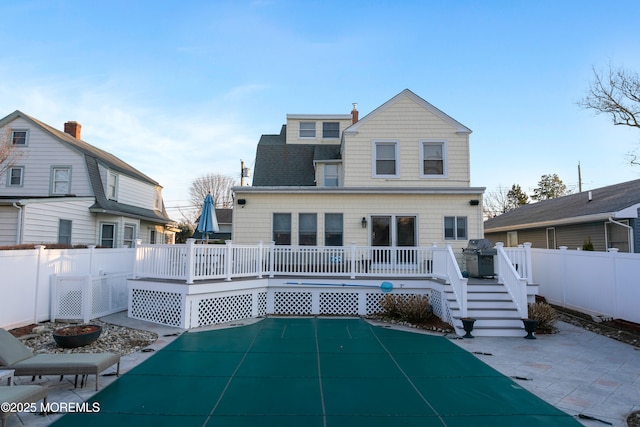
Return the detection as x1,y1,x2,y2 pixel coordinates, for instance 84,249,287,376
1,0,639,221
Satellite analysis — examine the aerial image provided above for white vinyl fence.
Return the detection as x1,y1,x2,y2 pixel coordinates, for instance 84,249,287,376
0,246,134,329
532,247,640,324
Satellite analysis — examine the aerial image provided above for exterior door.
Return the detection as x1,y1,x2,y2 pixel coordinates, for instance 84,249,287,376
370,215,416,263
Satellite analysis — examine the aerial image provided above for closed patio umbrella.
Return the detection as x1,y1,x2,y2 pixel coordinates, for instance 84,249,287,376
196,193,219,242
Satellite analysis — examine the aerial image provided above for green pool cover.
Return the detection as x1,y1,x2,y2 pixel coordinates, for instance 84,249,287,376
53,318,580,426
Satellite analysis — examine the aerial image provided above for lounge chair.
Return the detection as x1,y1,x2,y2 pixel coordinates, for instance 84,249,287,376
0,385,48,427
0,329,120,391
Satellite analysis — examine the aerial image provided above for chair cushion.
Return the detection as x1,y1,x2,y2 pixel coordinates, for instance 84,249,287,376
0,329,34,366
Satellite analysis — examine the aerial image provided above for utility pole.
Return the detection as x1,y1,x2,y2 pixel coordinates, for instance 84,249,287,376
240,160,245,187
578,162,582,193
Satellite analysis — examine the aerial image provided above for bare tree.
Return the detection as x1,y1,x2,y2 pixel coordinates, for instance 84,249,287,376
579,65,640,165
0,128,25,177
483,184,529,218
186,173,237,222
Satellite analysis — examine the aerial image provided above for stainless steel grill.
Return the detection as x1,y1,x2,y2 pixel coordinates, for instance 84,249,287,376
463,239,496,278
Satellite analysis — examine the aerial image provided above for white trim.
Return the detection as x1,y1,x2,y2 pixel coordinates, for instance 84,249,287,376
11,128,29,146
7,166,24,187
298,121,316,139
287,114,351,120
50,165,72,195
372,140,400,178
100,222,117,248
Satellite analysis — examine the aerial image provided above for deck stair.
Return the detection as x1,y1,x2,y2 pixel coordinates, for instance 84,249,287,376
446,280,536,337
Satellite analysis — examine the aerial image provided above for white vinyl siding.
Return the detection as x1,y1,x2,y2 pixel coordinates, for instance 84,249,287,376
0,206,20,245
0,118,91,197
19,199,96,245
342,95,470,187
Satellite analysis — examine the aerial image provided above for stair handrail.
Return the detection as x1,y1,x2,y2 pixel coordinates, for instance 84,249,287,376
432,243,468,318
494,242,528,318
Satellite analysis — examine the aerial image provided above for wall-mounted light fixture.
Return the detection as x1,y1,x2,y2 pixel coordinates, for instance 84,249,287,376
237,199,246,208
469,199,480,206
361,217,367,228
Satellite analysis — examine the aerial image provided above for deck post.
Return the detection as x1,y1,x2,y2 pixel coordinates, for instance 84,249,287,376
257,241,264,279
186,239,196,284
523,242,533,284
225,240,233,281
350,242,356,279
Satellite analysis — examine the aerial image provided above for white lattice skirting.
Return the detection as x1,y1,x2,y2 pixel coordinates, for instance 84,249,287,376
128,278,446,329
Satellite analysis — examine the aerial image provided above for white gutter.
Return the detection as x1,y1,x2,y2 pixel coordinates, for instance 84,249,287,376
608,217,634,252
12,202,23,244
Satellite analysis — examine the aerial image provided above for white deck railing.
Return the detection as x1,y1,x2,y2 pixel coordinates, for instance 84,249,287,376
133,240,462,284
494,242,528,318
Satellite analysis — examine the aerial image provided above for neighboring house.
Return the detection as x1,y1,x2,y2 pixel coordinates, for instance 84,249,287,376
232,89,485,252
484,179,640,253
192,208,233,241
0,111,174,247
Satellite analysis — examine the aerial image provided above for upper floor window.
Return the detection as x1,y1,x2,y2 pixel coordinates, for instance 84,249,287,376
322,122,339,138
149,229,157,244
11,130,28,145
154,188,162,210
323,164,339,187
421,140,447,177
299,213,317,245
273,213,291,245
51,167,71,194
8,166,24,186
299,122,316,138
373,141,399,177
444,216,467,240
107,172,118,200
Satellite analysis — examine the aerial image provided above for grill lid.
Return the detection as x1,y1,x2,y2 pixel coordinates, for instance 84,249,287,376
464,239,496,255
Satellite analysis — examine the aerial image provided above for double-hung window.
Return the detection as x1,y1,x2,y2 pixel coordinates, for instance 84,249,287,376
58,219,72,245
299,122,316,138
298,213,317,245
51,167,71,195
11,130,28,145
322,122,339,138
444,216,467,240
421,140,446,176
273,213,292,245
101,223,116,248
8,166,24,186
373,141,399,177
323,164,339,187
324,213,343,246
107,172,118,200
124,224,136,248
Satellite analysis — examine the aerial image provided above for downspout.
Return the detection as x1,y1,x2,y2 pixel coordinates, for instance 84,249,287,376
13,202,24,244
608,217,634,253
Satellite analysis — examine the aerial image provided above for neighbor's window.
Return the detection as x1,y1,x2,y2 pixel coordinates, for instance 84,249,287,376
373,141,399,177
273,213,292,245
322,122,339,138
58,219,72,245
323,164,339,187
107,172,118,200
124,224,136,248
421,141,446,176
52,167,71,194
8,166,24,186
444,216,467,240
299,122,316,138
324,213,343,246
299,213,317,245
101,223,116,248
11,130,28,145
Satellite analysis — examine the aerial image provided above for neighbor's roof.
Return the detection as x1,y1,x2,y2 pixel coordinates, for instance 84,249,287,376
252,125,341,186
484,179,640,232
0,110,171,223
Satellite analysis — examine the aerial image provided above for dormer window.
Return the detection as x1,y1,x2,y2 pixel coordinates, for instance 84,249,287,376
107,172,118,200
11,129,28,145
299,122,316,138
322,122,339,138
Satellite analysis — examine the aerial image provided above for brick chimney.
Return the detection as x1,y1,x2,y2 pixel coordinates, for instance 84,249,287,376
351,103,359,124
64,121,82,139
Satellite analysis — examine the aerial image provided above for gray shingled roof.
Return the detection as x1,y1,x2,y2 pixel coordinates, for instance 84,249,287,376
484,179,640,231
252,125,341,186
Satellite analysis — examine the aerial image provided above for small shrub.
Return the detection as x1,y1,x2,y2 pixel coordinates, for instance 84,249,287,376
379,294,433,324
582,238,594,251
528,302,558,332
